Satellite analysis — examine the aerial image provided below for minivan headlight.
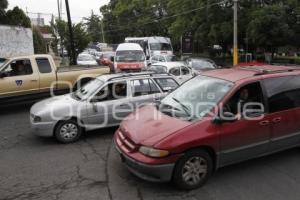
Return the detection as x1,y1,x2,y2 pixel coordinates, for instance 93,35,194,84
139,146,169,158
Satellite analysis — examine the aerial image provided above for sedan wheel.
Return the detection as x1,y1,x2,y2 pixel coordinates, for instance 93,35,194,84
173,150,213,190
55,120,82,143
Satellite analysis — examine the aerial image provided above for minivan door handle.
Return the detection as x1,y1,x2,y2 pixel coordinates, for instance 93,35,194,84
259,120,270,126
272,117,282,124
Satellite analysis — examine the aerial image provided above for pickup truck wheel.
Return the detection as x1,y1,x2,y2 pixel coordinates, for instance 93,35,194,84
54,120,82,143
172,150,212,190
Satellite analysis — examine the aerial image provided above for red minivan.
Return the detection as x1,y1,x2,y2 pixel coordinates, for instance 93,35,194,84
114,65,300,190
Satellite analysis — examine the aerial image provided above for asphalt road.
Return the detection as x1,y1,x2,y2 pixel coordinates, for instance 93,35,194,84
1,103,300,200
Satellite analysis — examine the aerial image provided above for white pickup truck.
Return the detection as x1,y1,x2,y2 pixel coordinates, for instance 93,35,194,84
0,54,109,104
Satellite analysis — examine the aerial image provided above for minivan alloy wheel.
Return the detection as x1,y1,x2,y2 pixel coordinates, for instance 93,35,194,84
182,157,208,185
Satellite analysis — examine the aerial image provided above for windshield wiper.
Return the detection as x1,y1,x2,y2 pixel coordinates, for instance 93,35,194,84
172,97,191,117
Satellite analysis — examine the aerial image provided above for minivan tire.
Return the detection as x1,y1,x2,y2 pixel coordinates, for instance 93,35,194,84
54,119,82,143
172,149,213,190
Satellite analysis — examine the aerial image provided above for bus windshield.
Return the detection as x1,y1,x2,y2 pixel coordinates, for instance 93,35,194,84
150,43,172,51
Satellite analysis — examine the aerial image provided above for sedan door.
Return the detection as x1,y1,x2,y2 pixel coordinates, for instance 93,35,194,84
129,78,163,109
86,81,130,129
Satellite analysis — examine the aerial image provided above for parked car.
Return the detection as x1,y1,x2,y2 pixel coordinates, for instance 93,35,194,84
150,55,179,65
77,53,98,66
115,64,300,190
99,51,115,66
114,43,147,72
149,62,194,84
30,72,179,143
0,54,109,104
185,58,218,72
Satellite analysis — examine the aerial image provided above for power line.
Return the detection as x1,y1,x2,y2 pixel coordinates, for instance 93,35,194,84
102,1,226,34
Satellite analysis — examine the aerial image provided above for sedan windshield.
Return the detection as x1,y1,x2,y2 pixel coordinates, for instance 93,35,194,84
148,65,167,73
165,55,179,62
73,79,104,100
160,76,233,120
190,59,216,70
116,50,145,62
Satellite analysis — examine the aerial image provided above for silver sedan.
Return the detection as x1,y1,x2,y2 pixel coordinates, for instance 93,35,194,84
30,73,179,143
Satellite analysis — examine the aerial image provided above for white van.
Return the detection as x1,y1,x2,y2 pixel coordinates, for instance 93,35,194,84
114,43,147,72
125,37,173,59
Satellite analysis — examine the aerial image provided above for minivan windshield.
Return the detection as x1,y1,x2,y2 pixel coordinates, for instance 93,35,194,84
116,50,145,62
160,76,233,120
72,79,104,100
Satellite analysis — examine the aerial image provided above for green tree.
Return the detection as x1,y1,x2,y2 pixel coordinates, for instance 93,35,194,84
32,26,47,54
5,6,31,28
0,0,8,24
247,4,293,55
84,11,104,43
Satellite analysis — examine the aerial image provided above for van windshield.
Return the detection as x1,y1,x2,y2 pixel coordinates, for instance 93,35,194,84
150,43,172,51
160,76,233,120
116,50,145,62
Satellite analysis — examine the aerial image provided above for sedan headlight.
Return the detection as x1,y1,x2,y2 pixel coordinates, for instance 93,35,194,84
31,114,42,123
139,146,169,158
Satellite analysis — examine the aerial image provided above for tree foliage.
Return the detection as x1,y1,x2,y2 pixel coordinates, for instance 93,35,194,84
50,19,91,61
0,5,31,28
32,26,47,54
100,0,300,55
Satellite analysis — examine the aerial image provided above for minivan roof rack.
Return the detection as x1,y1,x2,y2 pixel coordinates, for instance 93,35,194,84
239,66,299,76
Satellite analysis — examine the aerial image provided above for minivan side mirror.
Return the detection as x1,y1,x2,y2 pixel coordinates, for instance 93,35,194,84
110,56,114,62
212,112,238,125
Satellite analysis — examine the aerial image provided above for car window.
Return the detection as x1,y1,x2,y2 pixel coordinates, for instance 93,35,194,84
158,56,165,62
154,78,179,92
224,82,265,116
169,67,180,76
36,58,52,73
148,65,167,73
131,79,159,97
181,66,190,75
152,56,158,61
263,76,300,113
93,81,127,102
1,59,33,77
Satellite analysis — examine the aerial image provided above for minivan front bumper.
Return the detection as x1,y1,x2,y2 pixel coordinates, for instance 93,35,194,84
115,142,175,182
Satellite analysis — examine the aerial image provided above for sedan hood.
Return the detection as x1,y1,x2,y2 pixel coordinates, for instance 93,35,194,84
30,94,79,115
120,105,191,147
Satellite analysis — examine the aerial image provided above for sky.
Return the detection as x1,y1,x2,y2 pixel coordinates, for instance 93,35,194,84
7,0,110,24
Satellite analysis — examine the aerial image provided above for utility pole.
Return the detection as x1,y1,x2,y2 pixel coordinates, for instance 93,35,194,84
57,0,61,20
233,0,238,66
65,0,76,65
101,19,105,43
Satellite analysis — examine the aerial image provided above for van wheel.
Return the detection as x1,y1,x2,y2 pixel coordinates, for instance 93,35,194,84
54,120,82,143
172,150,213,190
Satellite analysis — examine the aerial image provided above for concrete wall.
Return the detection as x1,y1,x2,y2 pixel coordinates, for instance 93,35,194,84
0,25,34,58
